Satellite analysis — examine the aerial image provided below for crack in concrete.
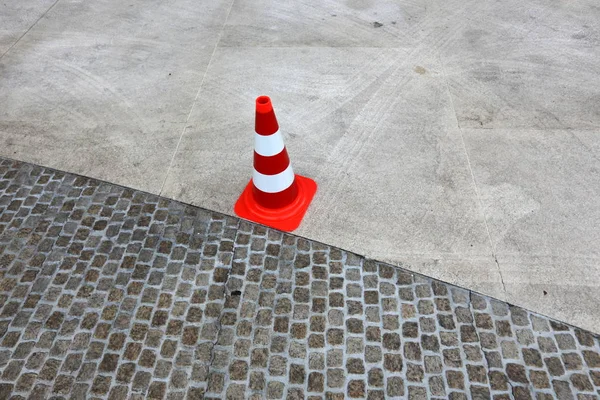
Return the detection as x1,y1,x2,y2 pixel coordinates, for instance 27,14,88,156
494,255,507,292
439,53,508,297
204,219,240,392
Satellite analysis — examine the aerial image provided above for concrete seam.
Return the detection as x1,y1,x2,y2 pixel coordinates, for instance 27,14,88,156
438,51,507,293
205,217,241,392
0,0,62,60
158,0,237,197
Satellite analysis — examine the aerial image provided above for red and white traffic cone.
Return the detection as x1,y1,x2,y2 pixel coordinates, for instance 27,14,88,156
234,96,317,232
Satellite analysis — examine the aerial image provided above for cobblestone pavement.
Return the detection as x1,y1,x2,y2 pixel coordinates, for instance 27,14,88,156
0,157,599,400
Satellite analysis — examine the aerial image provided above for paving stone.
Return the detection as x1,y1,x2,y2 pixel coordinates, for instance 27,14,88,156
489,370,509,391
424,355,443,374
530,370,551,389
552,380,575,400
517,328,535,346
467,364,487,384
98,354,119,372
429,375,446,396
404,342,422,360
402,322,419,338
327,368,344,388
506,364,530,385
522,348,543,367
0,158,598,400
382,333,401,350
148,381,166,399
348,380,366,398
386,376,405,396
406,363,424,382
512,386,533,400
267,381,284,399
562,352,583,370
447,370,465,389
538,336,559,353
582,350,600,368
308,372,324,392
574,329,595,347
91,375,112,395
545,356,567,377
570,373,593,391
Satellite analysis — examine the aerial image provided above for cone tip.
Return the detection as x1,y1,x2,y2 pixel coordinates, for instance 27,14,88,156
256,96,273,114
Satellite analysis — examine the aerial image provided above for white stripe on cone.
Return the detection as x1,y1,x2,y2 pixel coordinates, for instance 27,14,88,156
255,131,285,157
253,164,295,193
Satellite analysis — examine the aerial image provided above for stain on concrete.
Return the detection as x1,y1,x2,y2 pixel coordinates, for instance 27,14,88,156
464,109,495,127
373,21,383,28
414,66,427,75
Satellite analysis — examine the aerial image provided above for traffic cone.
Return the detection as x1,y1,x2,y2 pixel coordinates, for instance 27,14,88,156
234,96,317,232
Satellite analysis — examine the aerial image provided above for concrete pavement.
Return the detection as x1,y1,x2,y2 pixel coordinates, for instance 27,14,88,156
1,0,599,332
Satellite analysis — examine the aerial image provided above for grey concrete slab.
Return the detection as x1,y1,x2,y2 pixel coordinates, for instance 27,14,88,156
32,0,230,39
219,0,496,49
0,32,19,55
573,129,600,155
0,0,232,192
160,47,502,295
161,46,412,205
219,0,424,47
500,259,600,333
0,0,56,54
463,128,600,331
0,0,56,32
439,0,600,129
463,129,600,258
0,0,56,33
0,119,183,194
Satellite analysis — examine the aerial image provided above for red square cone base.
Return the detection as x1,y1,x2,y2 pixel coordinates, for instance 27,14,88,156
234,175,317,232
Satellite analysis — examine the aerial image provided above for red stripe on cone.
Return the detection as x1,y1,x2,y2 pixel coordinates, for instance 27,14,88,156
234,95,317,232
252,183,298,209
254,149,290,176
255,96,279,135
